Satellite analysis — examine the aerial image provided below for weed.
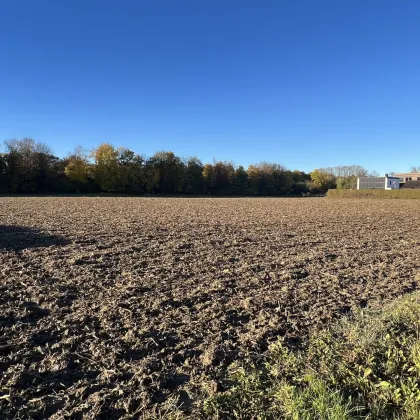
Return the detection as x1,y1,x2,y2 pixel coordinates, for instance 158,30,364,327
205,292,420,419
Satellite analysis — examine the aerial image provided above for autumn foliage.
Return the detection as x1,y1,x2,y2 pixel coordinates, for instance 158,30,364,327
1,138,374,195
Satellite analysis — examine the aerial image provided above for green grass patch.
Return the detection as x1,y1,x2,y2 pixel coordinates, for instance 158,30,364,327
327,189,420,199
204,292,420,419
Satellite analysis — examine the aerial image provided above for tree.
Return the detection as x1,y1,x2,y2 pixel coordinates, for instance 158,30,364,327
3,148,20,192
214,161,235,194
147,151,185,193
233,165,249,195
91,143,120,192
202,161,236,195
33,149,59,193
1,137,351,197
0,154,7,192
65,146,91,186
143,160,159,193
314,165,368,190
116,148,146,194
3,138,58,193
183,157,205,194
246,162,293,196
247,165,260,195
310,169,336,193
333,165,367,189
202,163,216,193
292,170,310,195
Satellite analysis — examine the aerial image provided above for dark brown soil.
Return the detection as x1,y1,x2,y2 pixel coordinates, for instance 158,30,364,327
1,197,419,418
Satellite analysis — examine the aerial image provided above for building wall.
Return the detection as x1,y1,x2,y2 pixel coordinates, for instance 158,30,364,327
394,173,420,183
357,177,400,190
385,177,400,190
358,177,386,190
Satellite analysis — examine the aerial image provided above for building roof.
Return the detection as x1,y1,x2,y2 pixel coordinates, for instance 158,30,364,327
358,176,385,179
401,180,420,189
358,176,399,180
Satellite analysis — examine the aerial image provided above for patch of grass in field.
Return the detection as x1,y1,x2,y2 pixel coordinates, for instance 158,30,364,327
204,292,420,419
327,189,420,199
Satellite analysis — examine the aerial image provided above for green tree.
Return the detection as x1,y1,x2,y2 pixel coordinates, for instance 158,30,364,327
0,153,7,192
233,165,249,195
4,148,20,192
213,161,235,194
147,151,185,193
143,160,159,193
4,138,58,193
292,170,310,195
116,149,146,194
202,163,216,193
183,157,205,194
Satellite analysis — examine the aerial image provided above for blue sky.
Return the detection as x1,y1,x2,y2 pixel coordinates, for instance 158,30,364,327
1,0,419,174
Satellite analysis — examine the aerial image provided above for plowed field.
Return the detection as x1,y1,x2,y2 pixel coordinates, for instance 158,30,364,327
1,197,419,418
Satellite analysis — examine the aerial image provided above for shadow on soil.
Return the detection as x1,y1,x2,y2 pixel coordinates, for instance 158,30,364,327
0,225,69,251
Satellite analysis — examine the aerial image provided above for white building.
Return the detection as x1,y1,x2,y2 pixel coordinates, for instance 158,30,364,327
357,174,400,190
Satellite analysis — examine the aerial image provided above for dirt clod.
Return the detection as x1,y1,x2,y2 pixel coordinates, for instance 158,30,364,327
1,197,420,417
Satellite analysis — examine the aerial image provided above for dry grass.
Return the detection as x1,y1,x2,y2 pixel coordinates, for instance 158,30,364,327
327,189,420,199
1,197,420,418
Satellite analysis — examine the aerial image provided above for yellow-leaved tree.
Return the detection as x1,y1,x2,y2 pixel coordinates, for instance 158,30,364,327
310,169,336,193
91,143,120,192
65,146,90,185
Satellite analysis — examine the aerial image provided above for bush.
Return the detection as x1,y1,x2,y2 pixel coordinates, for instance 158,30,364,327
204,292,420,419
327,189,420,199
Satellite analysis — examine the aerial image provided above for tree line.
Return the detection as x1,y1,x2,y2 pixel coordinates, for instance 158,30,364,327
0,138,373,195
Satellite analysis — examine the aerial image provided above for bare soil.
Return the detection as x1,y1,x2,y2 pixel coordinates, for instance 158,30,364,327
1,197,419,418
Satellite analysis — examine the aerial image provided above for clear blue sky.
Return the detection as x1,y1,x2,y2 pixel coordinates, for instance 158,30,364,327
1,0,419,174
